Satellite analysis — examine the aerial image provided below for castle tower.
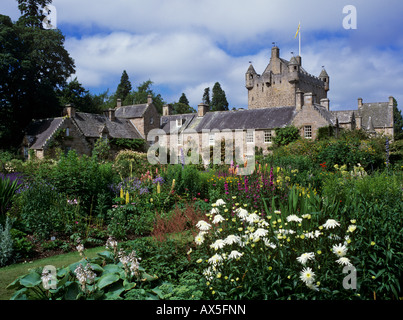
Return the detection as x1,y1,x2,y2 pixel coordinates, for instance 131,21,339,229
246,46,329,109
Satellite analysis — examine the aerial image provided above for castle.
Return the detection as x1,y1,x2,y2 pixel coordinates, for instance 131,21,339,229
22,45,395,160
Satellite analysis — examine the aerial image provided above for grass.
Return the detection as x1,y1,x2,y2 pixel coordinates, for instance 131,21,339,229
0,246,104,300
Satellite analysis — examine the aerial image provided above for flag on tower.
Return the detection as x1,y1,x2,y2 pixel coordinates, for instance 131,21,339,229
295,22,300,39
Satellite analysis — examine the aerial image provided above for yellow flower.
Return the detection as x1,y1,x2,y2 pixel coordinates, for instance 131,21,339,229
157,182,161,194
125,191,130,204
371,241,376,246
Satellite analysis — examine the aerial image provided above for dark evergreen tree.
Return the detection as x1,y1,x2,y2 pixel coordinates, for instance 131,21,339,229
116,70,132,104
202,87,210,105
0,1,75,148
393,98,403,140
211,82,229,111
178,93,190,106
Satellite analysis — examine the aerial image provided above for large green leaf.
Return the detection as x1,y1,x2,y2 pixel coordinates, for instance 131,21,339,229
97,273,120,289
19,272,42,288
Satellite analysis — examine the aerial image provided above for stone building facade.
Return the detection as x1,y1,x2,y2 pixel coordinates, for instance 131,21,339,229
23,46,395,160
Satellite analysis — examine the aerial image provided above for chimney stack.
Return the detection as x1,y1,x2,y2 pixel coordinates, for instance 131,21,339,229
303,92,314,107
65,104,76,118
147,94,153,105
117,99,122,108
320,98,330,111
296,90,304,111
108,109,115,121
358,98,363,109
198,103,209,117
163,104,172,116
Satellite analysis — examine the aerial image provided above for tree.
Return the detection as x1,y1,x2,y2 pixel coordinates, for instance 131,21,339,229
124,80,165,114
17,0,51,28
211,82,229,111
58,77,98,113
0,3,75,148
392,98,403,140
171,102,196,115
116,70,132,104
178,93,189,106
202,87,210,105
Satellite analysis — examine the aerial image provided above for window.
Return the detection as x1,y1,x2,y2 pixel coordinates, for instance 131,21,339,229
304,126,312,139
246,131,254,144
264,130,272,143
66,128,70,136
150,117,154,125
209,133,215,146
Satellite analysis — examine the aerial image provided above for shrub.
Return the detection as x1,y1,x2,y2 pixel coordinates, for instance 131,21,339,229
0,217,13,267
273,126,300,147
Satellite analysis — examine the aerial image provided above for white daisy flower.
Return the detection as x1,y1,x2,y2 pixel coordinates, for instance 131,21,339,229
228,250,243,260
195,233,205,245
263,238,277,249
306,282,320,291
210,239,226,250
196,220,212,231
323,219,340,229
252,228,269,239
336,257,353,266
215,199,226,206
300,267,316,285
212,214,225,224
246,213,260,224
332,243,348,257
208,253,223,265
287,214,302,223
224,235,241,245
296,252,315,265
236,208,249,219
210,207,220,215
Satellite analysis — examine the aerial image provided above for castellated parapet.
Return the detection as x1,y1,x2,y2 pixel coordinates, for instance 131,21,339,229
246,46,329,109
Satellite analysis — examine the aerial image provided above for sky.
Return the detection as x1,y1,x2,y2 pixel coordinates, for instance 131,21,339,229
1,0,403,111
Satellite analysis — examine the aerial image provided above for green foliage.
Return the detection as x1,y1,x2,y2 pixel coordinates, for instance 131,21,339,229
116,70,132,103
210,82,229,111
7,239,158,300
47,150,114,213
111,138,146,153
0,175,20,216
14,179,70,239
273,126,300,147
107,204,155,240
0,9,75,148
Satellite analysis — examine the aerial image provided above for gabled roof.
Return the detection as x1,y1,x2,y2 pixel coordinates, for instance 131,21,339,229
160,114,196,134
115,104,148,119
73,112,143,139
360,102,393,128
25,117,65,149
193,107,296,132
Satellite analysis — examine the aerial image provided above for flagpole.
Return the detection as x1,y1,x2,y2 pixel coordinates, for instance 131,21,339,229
299,22,301,56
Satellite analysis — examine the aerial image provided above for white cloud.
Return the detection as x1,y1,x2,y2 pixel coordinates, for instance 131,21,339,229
2,0,403,110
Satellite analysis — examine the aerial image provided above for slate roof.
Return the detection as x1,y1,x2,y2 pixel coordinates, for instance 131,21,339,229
25,118,65,149
160,114,196,134
160,107,296,133
115,104,148,119
73,112,143,139
360,102,393,128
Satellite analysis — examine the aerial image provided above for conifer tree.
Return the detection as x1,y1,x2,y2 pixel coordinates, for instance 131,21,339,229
211,82,229,111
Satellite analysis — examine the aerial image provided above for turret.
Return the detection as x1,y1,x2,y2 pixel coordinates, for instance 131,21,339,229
288,55,300,84
319,67,330,92
245,64,257,90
